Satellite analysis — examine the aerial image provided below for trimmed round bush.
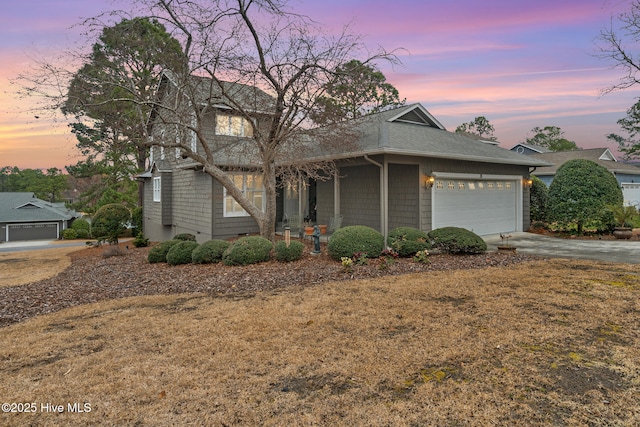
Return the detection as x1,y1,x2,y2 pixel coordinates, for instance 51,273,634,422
173,233,197,241
166,241,200,266
327,225,384,261
222,236,273,266
148,239,182,263
192,239,230,264
387,227,431,257
61,228,77,240
71,218,91,237
428,227,487,254
274,240,305,262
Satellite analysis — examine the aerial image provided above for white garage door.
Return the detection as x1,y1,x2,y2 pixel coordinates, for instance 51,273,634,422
622,183,640,207
432,178,519,236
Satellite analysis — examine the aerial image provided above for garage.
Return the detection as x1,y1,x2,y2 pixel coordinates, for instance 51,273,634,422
432,175,521,236
622,183,640,207
7,223,59,241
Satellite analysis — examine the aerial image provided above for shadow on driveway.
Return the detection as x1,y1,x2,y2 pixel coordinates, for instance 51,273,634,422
483,232,640,264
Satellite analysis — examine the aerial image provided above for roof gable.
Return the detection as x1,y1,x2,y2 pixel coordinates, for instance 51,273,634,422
386,104,445,129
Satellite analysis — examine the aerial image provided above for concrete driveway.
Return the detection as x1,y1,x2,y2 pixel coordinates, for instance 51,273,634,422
484,232,640,264
0,240,89,253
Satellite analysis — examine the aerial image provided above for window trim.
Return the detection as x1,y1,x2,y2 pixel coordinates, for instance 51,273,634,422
153,177,161,202
223,173,265,217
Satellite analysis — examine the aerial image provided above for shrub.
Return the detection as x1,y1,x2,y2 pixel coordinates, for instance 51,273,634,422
174,233,197,241
166,241,200,266
132,233,150,248
274,240,305,262
148,240,182,263
327,225,384,261
428,227,487,254
529,175,548,222
547,159,622,233
75,229,90,239
92,204,131,244
130,207,143,237
222,236,273,266
192,239,230,264
387,227,431,257
71,218,91,237
61,228,77,240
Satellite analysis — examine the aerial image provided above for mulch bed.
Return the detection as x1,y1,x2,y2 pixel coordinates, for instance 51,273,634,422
0,239,538,328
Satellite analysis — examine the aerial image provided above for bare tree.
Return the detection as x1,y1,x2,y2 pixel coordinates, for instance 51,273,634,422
596,0,640,93
138,0,399,241
13,0,399,241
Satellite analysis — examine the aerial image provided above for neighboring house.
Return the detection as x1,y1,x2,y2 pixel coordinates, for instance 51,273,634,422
140,78,550,241
510,143,552,155
528,148,640,207
0,192,80,242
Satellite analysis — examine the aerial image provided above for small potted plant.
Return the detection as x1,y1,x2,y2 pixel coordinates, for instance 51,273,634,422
608,204,636,239
304,220,314,236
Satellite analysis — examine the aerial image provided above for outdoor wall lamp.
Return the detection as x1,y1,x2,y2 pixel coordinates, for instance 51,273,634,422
523,178,533,188
424,175,435,188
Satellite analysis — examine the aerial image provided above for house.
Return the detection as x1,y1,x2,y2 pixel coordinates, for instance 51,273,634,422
139,79,550,242
527,148,640,206
0,192,80,242
510,143,552,155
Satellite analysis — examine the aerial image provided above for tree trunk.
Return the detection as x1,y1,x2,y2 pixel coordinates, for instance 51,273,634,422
261,161,278,242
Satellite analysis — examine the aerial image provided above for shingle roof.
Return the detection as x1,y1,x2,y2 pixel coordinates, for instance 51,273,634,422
309,104,552,167
0,193,80,223
529,148,640,175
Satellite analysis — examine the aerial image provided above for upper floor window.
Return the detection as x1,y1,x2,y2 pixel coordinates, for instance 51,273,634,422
216,113,254,137
153,177,161,202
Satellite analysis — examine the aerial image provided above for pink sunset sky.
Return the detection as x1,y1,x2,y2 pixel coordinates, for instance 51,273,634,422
1,0,639,170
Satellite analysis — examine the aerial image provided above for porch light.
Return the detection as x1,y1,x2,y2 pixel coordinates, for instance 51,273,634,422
523,178,533,188
424,175,435,188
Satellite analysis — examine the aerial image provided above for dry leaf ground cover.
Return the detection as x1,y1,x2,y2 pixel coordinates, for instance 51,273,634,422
0,242,639,426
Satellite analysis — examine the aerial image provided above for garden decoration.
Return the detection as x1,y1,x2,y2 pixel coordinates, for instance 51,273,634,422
312,224,321,254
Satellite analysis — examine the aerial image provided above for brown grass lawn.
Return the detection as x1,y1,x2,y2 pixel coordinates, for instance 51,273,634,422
1,253,640,426
0,246,82,288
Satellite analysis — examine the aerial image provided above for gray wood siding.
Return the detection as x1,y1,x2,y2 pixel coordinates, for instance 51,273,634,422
388,164,419,230
316,178,334,227
212,179,260,239
160,172,173,225
142,174,173,242
170,169,213,241
340,164,380,230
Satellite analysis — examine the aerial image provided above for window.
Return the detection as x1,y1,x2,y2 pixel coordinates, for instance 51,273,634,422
216,113,254,137
153,177,161,202
223,173,265,217
458,182,465,190
497,182,504,190
435,181,444,190
468,182,475,190
505,182,512,190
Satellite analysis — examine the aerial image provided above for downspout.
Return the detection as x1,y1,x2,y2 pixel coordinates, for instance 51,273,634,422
364,155,387,242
